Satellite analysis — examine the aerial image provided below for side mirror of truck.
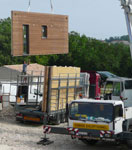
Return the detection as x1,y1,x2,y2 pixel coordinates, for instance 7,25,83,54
120,96,128,101
34,89,38,95
39,93,43,97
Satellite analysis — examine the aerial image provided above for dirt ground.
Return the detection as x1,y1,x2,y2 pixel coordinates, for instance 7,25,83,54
0,117,130,150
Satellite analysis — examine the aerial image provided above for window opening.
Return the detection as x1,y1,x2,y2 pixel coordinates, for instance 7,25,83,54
114,105,123,118
42,25,47,38
113,82,121,96
23,25,29,55
70,102,114,122
125,80,132,89
104,81,113,94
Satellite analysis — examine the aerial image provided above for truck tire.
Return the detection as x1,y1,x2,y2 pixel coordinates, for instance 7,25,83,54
127,127,132,148
55,119,60,125
81,139,98,145
38,101,42,111
54,114,61,125
60,114,66,123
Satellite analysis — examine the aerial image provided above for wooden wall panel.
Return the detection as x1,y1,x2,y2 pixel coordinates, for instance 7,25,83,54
11,11,69,56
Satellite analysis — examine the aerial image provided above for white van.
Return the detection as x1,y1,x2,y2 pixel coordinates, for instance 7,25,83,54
17,84,43,104
0,81,43,104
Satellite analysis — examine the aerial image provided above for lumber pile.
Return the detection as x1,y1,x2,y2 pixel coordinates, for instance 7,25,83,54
50,66,80,111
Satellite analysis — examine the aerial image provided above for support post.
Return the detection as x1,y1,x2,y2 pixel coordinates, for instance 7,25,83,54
42,66,49,112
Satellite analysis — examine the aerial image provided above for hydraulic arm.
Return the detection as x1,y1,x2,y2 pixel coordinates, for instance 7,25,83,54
121,0,132,59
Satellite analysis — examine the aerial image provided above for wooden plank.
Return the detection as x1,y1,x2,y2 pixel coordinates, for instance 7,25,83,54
42,66,49,112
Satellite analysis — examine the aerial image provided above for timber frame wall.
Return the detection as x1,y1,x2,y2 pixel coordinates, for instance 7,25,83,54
11,11,69,56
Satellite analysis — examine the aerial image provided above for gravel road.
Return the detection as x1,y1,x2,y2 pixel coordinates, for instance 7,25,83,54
0,117,130,150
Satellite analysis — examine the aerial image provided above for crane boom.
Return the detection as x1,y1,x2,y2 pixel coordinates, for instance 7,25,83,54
120,0,132,59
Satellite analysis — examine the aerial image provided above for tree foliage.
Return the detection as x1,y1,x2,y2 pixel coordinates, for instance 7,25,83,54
0,18,132,77
48,31,132,77
105,35,129,42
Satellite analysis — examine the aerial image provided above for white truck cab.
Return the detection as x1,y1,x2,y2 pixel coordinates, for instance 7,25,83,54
43,98,132,146
104,77,132,107
69,99,124,135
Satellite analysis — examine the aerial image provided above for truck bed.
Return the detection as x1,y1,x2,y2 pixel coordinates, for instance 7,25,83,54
15,105,44,123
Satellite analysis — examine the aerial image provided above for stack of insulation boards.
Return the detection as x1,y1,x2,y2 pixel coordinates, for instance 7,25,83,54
49,66,81,111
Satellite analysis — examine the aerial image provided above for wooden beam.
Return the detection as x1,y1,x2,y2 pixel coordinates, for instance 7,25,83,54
42,66,49,112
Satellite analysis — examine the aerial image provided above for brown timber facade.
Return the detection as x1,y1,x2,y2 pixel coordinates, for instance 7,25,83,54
11,11,68,56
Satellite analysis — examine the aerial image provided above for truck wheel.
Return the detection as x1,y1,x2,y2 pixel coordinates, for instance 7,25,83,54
38,101,42,111
54,115,61,125
55,119,60,125
81,139,98,145
127,127,132,148
60,115,66,123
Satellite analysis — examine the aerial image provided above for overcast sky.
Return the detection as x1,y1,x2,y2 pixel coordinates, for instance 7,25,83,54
0,0,128,40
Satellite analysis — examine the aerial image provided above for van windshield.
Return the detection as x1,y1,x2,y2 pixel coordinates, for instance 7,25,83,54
70,102,113,122
125,80,132,89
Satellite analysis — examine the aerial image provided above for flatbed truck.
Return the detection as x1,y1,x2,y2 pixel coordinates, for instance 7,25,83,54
16,66,90,124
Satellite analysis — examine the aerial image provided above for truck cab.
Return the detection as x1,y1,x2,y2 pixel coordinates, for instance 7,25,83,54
69,99,124,136
104,77,132,107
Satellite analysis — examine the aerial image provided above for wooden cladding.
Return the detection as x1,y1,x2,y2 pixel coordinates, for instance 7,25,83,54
11,11,69,56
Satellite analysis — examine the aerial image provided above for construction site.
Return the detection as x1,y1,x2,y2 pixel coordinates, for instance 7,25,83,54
0,65,127,150
0,63,119,150
1,0,132,150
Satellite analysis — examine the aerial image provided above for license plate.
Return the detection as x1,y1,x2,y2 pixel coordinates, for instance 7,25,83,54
24,116,40,122
73,123,109,130
72,135,100,140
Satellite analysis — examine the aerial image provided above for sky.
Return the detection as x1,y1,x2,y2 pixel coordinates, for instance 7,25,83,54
0,0,128,40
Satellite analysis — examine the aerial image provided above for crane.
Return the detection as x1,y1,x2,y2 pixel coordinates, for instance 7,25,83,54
120,0,132,59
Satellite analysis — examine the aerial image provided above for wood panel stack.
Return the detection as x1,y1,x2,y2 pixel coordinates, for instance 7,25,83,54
11,11,68,56
49,66,81,112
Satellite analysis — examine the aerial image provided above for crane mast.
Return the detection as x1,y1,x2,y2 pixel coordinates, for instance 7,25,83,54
120,0,132,59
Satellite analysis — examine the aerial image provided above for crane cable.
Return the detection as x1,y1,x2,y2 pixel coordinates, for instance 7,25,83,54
28,0,31,12
27,0,53,13
50,0,54,13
